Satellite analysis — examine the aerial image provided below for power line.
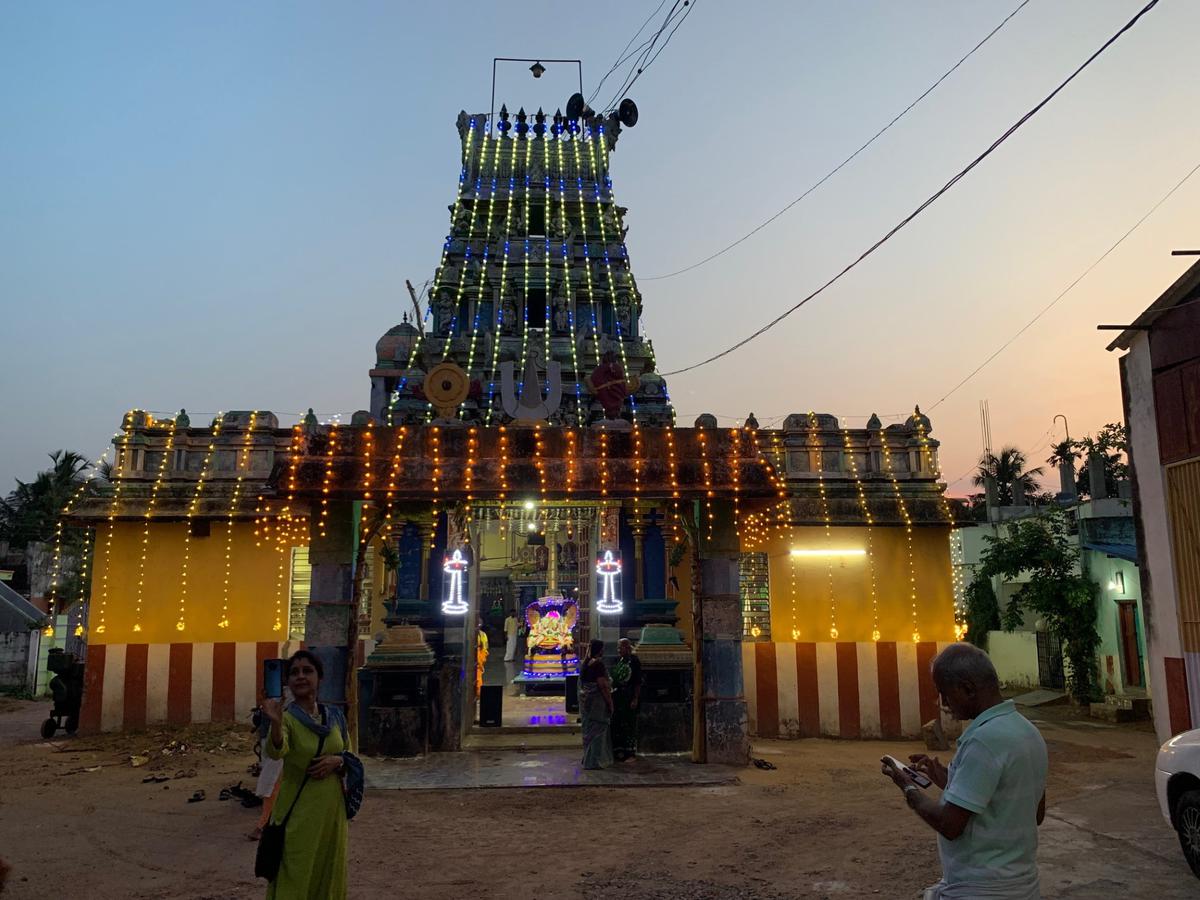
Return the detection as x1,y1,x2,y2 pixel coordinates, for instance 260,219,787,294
660,0,1162,378
588,0,672,107
642,0,1031,282
603,0,698,113
927,156,1200,413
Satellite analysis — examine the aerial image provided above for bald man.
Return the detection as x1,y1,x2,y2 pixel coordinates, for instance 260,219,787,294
882,643,1047,899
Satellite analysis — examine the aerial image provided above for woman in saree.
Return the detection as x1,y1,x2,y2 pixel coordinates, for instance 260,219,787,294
579,639,614,770
260,650,350,900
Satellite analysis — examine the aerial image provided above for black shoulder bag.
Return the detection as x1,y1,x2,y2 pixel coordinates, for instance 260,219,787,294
254,733,325,881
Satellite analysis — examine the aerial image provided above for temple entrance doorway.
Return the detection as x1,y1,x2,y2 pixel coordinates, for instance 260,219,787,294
461,502,607,736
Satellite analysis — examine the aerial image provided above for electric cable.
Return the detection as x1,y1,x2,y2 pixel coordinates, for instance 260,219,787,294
588,0,672,107
927,155,1200,413
643,0,1031,281
660,0,1161,378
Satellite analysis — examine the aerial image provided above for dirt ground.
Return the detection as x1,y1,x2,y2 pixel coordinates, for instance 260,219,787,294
0,696,1194,899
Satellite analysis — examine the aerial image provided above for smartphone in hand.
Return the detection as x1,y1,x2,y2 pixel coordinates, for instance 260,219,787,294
263,658,284,700
883,755,932,788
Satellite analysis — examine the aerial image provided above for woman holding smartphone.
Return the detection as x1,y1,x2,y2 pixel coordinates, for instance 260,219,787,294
260,650,349,899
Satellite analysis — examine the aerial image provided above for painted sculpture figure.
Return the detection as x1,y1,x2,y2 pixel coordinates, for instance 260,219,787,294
520,595,580,680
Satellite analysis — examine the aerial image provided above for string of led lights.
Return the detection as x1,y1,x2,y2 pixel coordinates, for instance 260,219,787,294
177,412,224,633
878,425,921,643
586,123,638,421
806,412,839,640
44,443,114,638
132,417,177,634
95,411,137,636
660,0,1163,377
484,152,519,423
841,423,880,641
216,411,258,630
514,131,535,407
570,125,604,372
552,127,585,419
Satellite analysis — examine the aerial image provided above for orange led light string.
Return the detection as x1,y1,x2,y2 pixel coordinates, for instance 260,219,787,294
697,428,713,541
177,412,224,633
218,411,258,629
45,442,114,638
318,422,338,539
807,412,838,640
132,416,176,634
599,431,610,499
789,528,799,640
879,426,921,643
95,411,138,636
842,423,880,641
914,414,964,637
72,527,94,637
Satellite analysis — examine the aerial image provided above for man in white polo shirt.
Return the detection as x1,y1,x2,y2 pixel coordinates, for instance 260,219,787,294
882,642,1048,899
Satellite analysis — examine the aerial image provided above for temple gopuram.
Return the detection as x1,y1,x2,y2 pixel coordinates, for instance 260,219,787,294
63,99,965,762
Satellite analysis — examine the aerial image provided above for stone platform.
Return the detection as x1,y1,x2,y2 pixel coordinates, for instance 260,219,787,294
364,748,740,791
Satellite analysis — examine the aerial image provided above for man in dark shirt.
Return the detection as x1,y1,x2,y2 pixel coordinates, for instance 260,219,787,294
610,638,643,761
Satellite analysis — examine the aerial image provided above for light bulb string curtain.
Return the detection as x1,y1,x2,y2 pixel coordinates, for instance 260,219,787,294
644,0,1031,282
660,0,1162,378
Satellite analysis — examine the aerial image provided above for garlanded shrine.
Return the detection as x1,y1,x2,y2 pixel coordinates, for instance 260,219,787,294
62,100,965,758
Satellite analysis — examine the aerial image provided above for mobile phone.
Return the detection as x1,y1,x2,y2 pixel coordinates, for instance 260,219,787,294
883,755,932,789
263,658,284,699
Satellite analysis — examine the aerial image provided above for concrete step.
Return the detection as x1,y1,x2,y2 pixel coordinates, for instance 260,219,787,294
1089,695,1152,723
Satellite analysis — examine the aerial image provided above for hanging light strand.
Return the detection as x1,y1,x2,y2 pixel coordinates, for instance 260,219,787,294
879,426,921,643
133,416,177,634
842,423,880,641
808,412,838,640
178,412,225,633
218,411,257,629
96,411,138,635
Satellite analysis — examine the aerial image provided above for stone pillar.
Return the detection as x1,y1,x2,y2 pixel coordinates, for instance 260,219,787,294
304,499,357,707
629,507,647,603
418,519,436,602
546,522,559,595
694,498,749,766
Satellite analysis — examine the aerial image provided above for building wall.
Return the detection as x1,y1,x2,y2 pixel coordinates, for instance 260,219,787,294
1085,550,1147,696
0,631,38,692
743,640,953,739
986,630,1038,689
753,525,956,644
89,521,301,645
1124,335,1195,741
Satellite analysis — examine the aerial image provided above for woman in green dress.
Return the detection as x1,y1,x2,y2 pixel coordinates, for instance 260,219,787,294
260,651,349,900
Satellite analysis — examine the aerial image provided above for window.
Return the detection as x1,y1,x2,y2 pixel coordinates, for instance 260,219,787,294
529,204,546,235
289,546,311,640
739,553,771,641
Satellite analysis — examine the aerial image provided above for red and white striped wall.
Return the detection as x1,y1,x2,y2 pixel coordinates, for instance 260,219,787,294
80,639,378,733
743,641,953,740
79,642,288,734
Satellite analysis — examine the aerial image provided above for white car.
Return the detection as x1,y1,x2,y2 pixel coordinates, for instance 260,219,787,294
1156,728,1200,878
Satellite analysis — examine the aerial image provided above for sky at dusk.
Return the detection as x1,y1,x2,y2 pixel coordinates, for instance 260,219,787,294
2,1,1198,497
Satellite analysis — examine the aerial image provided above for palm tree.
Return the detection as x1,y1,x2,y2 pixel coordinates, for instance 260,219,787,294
0,450,91,548
973,446,1045,506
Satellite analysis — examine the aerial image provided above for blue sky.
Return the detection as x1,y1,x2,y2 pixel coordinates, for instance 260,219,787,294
2,1,1197,495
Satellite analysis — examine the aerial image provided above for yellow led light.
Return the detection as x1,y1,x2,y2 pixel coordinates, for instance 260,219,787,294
789,548,867,558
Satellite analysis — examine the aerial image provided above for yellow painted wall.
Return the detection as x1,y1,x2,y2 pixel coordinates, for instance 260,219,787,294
90,521,303,645
750,526,956,644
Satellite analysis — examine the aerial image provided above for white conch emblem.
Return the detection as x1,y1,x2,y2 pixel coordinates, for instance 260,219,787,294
500,357,562,422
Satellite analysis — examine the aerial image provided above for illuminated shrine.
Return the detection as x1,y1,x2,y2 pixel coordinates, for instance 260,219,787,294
518,595,580,682
61,91,967,759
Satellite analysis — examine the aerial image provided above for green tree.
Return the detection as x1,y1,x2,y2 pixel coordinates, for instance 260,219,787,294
0,451,91,548
979,507,1099,702
964,574,1000,649
973,446,1045,506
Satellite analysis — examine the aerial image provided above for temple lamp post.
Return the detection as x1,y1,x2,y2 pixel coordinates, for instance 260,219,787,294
490,57,584,128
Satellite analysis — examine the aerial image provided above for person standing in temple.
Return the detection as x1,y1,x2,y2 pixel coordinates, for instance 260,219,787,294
610,638,643,761
503,608,520,662
260,650,350,899
579,639,614,770
881,643,1047,899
